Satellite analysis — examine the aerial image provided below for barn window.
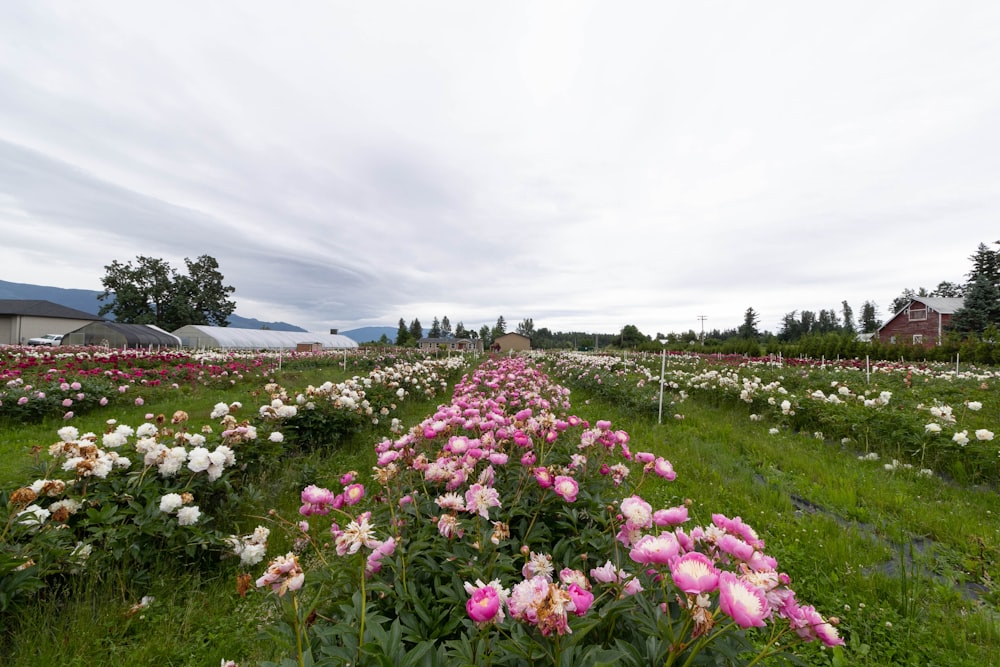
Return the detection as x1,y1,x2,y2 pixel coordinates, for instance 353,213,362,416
913,334,923,344
908,307,927,321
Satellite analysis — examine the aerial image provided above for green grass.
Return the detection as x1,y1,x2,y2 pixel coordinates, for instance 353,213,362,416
568,384,1000,666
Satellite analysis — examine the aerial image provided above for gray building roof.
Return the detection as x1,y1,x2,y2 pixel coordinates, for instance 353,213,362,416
904,297,965,315
0,299,102,319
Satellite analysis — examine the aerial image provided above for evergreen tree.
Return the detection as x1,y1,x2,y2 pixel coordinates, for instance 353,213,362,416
778,311,801,342
841,300,855,333
516,318,535,337
738,307,759,339
429,317,442,338
454,321,468,338
951,273,1000,334
479,324,491,344
395,318,410,346
967,242,1000,290
441,316,452,337
491,316,507,340
860,301,881,333
408,318,423,343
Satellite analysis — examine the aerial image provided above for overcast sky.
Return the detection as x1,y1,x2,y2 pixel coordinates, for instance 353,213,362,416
2,2,998,336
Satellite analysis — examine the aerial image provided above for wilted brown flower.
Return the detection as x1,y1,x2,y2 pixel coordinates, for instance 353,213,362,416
236,573,253,597
9,487,38,507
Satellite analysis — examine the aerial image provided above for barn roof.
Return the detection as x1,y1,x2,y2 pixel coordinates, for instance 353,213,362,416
0,299,101,320
910,297,965,314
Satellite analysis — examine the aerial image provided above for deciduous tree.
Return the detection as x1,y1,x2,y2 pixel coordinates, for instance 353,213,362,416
98,254,235,331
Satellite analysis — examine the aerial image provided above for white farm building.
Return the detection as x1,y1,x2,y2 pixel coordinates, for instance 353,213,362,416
172,325,359,350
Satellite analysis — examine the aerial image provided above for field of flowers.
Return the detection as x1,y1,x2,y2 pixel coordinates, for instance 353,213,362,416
0,346,468,623
547,351,1000,485
254,355,843,666
3,347,999,665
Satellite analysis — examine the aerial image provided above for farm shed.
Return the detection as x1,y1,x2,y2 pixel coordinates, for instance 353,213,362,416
492,332,531,353
172,325,359,350
62,322,181,348
877,297,965,346
0,299,101,346
417,337,484,353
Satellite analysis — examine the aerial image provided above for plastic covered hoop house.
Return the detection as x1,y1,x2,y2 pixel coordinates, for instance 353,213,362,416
171,325,358,350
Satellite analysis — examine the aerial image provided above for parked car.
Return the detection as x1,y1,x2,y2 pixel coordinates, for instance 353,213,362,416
27,334,64,346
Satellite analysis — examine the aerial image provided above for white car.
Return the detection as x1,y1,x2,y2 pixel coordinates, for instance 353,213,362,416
27,334,64,346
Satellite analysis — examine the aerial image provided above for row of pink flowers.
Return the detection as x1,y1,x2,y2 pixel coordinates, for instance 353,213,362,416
264,355,843,661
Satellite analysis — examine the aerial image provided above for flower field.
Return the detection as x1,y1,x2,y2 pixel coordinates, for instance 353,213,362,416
548,351,1000,485
1,348,999,665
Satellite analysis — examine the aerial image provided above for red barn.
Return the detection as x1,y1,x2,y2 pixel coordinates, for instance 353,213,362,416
877,297,964,346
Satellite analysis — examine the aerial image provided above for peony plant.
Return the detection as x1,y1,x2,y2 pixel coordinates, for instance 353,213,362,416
256,356,843,666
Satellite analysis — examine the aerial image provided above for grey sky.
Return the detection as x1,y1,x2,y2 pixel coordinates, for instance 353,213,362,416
2,1,998,336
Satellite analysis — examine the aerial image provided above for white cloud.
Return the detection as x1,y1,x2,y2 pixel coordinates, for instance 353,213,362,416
1,1,998,336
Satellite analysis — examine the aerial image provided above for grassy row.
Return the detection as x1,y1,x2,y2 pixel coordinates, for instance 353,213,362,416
563,380,1000,666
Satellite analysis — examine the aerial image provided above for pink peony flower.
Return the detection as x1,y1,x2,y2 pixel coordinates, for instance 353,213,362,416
629,533,680,565
620,495,653,530
533,467,554,488
465,483,501,520
719,571,768,628
653,457,676,480
464,579,509,626
652,505,689,526
552,475,579,502
567,583,593,616
670,552,720,595
343,483,365,505
718,534,755,561
466,586,501,624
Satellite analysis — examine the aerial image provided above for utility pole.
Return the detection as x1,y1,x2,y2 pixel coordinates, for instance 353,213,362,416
697,315,707,345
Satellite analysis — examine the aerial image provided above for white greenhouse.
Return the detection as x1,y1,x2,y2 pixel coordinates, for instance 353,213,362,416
171,325,359,350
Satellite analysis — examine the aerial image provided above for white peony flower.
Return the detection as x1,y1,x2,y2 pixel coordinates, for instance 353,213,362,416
159,493,183,513
177,505,201,526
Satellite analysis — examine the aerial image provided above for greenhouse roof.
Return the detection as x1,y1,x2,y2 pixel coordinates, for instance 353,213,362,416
64,322,181,347
172,325,359,350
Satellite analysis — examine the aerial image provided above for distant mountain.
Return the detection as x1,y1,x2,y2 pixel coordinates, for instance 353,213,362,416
340,326,397,343
222,314,307,332
0,279,307,332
